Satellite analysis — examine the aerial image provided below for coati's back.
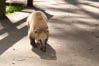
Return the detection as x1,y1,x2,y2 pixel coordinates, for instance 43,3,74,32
33,11,48,30
27,11,48,34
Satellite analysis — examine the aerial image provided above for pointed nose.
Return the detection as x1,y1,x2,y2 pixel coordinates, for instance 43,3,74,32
39,39,48,52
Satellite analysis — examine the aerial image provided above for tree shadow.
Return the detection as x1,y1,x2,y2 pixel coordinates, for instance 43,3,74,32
64,0,79,5
89,0,99,2
32,43,57,60
0,17,28,55
26,6,54,20
64,0,99,19
6,0,53,20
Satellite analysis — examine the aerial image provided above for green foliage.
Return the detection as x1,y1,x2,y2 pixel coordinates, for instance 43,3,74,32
6,5,25,14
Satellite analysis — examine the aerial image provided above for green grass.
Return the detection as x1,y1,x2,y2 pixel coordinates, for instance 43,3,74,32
6,5,25,14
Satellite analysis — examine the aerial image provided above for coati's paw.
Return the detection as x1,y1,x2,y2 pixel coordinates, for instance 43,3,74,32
40,47,46,52
33,45,37,48
31,43,37,48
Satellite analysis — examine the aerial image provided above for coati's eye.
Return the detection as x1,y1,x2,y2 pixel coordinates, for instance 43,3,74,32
46,30,49,33
46,27,48,29
34,30,38,33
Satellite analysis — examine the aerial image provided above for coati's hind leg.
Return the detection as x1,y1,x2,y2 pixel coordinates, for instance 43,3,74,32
30,38,37,48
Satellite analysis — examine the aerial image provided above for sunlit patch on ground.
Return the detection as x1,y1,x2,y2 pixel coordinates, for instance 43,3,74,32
0,33,9,40
16,22,26,29
7,12,29,23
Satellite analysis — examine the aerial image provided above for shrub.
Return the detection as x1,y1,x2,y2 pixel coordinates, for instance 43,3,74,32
6,5,25,14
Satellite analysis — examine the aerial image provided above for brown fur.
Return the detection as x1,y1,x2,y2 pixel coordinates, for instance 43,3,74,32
26,11,49,51
26,11,48,39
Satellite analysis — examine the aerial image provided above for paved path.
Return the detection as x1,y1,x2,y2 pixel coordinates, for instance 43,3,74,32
0,0,99,66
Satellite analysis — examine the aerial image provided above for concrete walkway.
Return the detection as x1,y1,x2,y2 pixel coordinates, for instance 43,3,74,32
0,0,99,66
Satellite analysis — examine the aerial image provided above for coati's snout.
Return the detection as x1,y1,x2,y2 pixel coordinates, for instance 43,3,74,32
35,30,49,52
37,38,48,52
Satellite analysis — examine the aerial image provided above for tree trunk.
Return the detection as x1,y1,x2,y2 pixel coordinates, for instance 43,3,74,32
27,0,33,7
0,0,6,19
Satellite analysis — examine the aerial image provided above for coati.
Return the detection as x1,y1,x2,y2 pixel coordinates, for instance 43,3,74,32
26,11,49,52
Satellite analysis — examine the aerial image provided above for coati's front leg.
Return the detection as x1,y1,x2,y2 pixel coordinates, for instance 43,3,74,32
40,39,48,52
40,46,46,52
30,38,37,48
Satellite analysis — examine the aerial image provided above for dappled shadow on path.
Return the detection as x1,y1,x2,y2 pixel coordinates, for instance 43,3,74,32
24,6,53,19
0,17,27,55
40,0,99,63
